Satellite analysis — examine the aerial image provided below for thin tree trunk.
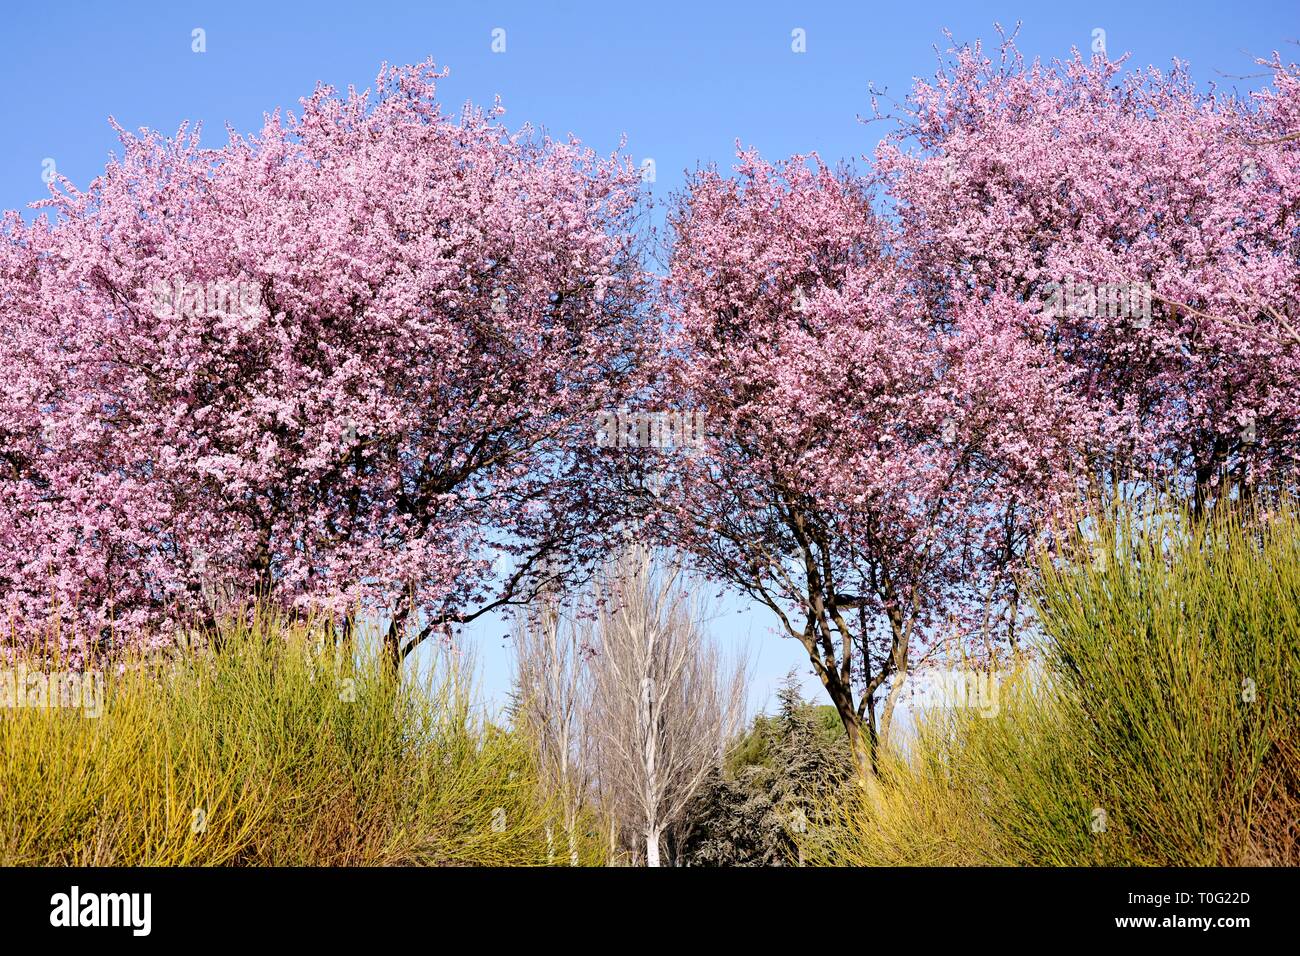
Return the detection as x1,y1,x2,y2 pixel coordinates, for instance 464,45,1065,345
1007,588,1020,659
843,716,875,783
383,600,411,675
859,604,880,775
879,672,907,748
645,829,661,868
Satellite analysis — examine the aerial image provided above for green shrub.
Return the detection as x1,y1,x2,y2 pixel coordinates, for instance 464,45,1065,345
0,606,606,866
809,496,1300,866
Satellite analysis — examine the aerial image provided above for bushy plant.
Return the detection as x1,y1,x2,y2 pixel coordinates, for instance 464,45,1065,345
680,674,850,866
0,607,606,866
809,496,1300,866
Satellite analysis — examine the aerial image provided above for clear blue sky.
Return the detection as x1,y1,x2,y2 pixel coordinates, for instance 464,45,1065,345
2,0,1295,714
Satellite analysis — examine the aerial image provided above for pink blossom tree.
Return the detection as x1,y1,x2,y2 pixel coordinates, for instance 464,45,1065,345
657,152,1086,778
875,32,1300,513
0,61,651,666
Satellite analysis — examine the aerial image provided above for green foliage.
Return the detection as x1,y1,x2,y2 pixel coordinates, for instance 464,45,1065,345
809,496,1300,866
680,672,850,866
0,606,605,866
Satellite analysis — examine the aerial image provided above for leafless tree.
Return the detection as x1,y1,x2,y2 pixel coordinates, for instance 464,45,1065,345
510,595,589,865
586,543,748,866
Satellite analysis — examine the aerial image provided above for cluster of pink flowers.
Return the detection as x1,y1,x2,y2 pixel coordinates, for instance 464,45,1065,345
0,61,650,660
876,39,1300,507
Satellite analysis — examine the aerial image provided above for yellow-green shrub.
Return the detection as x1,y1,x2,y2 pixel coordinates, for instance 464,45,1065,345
809,497,1300,866
0,606,606,866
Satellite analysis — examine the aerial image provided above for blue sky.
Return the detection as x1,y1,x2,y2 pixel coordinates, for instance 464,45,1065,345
2,0,1295,714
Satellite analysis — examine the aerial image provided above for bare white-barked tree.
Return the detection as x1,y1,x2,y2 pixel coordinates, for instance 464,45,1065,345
586,544,748,866
511,594,590,866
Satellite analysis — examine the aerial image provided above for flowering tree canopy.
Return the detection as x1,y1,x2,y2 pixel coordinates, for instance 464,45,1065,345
0,61,650,662
656,152,1085,776
654,39,1300,776
877,35,1300,510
